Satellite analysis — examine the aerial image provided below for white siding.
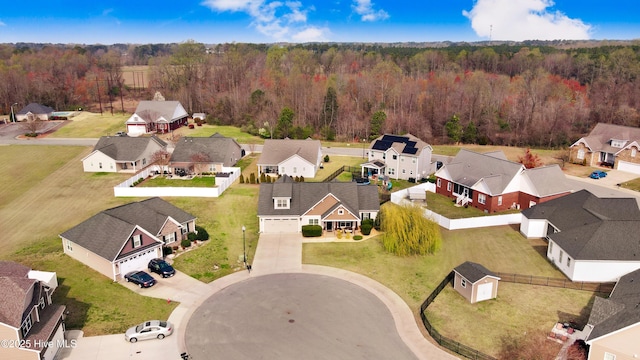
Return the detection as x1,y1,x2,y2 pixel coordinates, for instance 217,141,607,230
279,155,316,178
82,151,118,172
520,218,547,238
572,261,640,282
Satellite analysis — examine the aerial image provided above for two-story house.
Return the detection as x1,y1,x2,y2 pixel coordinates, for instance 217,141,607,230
570,123,640,174
361,134,433,181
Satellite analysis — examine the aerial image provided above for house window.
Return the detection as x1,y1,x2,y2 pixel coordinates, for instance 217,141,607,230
412,159,416,163
437,178,442,187
293,167,297,173
164,233,176,244
338,209,344,215
529,201,537,208
132,234,142,248
99,162,103,169
559,250,563,263
142,158,147,165
478,193,486,204
276,199,289,209
280,167,285,173
567,257,571,267
604,353,616,360
549,242,553,254
309,219,319,225
611,140,625,148
632,148,637,157
362,213,371,220
382,154,386,159
388,168,395,175
21,314,33,337
392,155,397,160
461,279,466,288
402,169,406,174
39,297,46,309
577,149,585,160
498,196,503,206
447,182,451,191
66,240,73,251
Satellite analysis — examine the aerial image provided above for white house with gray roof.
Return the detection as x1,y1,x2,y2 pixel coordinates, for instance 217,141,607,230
16,103,55,121
60,198,196,281
257,138,322,178
170,133,244,175
82,135,167,173
258,176,379,233
126,100,188,136
362,134,433,181
521,189,640,282
435,149,571,213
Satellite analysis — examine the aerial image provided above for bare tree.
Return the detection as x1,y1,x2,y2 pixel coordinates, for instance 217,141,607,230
150,149,171,173
190,152,211,176
21,114,46,136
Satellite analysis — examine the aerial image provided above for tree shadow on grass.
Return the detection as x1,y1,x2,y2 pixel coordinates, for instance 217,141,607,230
52,277,90,330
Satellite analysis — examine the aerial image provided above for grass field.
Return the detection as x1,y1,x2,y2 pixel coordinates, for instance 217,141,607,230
49,112,129,138
140,176,216,187
302,223,599,355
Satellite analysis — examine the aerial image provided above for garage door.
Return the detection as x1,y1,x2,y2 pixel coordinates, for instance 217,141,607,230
263,218,299,233
617,160,640,175
118,248,159,278
476,283,494,302
42,321,65,360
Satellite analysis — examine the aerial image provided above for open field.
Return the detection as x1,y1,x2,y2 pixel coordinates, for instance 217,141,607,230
122,65,150,88
48,112,129,138
302,223,598,355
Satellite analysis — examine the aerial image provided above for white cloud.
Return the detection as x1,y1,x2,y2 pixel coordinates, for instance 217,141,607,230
291,26,330,42
202,0,320,41
352,0,389,22
463,0,591,41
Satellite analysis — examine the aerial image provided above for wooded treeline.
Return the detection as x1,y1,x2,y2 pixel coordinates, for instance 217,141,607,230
1,41,639,146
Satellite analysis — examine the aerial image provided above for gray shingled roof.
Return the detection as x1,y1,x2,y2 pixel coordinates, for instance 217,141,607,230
369,133,431,156
17,103,55,115
573,123,640,153
522,189,640,260
258,177,380,217
91,135,167,161
522,165,572,197
257,139,321,166
132,100,187,123
445,149,524,195
587,268,640,341
453,261,500,284
0,261,36,328
60,198,195,261
170,134,243,167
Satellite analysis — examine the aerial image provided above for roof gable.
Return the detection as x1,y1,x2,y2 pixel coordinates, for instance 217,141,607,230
453,261,500,284
573,123,640,152
17,103,55,115
443,149,524,195
131,100,187,123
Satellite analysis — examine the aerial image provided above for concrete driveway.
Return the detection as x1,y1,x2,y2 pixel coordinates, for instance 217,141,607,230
566,169,640,205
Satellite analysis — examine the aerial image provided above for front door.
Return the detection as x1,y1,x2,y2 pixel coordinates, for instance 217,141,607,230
326,222,333,231
463,187,469,198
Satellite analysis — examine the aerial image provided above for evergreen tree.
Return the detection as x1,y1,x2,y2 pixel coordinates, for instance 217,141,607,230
445,114,463,143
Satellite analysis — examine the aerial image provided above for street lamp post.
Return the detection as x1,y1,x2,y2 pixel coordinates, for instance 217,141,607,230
242,225,246,268
10,103,18,122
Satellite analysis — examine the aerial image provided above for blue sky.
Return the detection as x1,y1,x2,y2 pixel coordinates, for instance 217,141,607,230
0,0,638,44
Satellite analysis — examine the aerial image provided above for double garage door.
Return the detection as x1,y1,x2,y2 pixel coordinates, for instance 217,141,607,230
617,160,640,175
118,248,160,278
262,218,299,233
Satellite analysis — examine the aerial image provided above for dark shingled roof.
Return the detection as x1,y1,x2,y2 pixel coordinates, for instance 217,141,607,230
369,134,430,156
17,103,55,115
257,138,322,166
258,176,380,217
170,134,243,167
0,261,36,328
91,135,167,161
60,198,195,261
453,261,500,284
587,268,640,341
572,123,640,154
522,190,640,260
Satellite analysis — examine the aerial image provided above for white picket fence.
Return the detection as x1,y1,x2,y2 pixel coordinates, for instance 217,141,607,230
113,166,241,198
391,183,523,230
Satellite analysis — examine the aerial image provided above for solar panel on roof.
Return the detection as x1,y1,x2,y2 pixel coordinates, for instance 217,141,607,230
372,140,393,151
403,147,418,155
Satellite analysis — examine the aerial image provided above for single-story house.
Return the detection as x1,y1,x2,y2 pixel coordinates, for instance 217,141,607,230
570,123,640,174
16,103,55,122
257,138,323,179
362,134,433,181
60,198,196,281
434,149,572,213
81,135,167,173
0,261,66,360
170,133,244,175
125,100,188,136
585,268,640,359
258,176,380,233
520,189,640,282
453,261,500,303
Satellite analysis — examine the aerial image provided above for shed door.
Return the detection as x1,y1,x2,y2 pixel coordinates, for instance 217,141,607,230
476,283,494,302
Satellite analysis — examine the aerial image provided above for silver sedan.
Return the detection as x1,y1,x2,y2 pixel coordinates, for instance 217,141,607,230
124,320,173,342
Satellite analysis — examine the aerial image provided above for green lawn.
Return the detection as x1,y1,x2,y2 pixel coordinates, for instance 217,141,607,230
424,191,520,218
173,124,264,144
620,177,640,191
302,224,598,355
49,112,129,138
140,176,216,187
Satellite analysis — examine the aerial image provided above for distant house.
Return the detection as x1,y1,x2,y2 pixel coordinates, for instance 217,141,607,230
361,134,433,181
0,261,66,360
258,176,380,233
60,198,196,281
453,261,500,303
81,135,167,173
434,149,572,212
585,268,640,359
16,103,55,122
125,100,188,136
570,123,640,174
520,189,640,282
257,139,323,179
170,133,244,175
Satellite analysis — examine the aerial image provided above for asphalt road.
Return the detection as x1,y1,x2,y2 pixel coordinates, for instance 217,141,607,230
185,273,418,360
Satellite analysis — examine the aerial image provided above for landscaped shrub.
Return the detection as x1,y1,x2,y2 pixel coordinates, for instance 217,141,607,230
181,239,191,248
187,232,197,241
301,225,322,237
361,222,373,235
299,176,304,182
162,246,173,256
249,173,256,184
194,225,209,241
239,174,245,183
336,230,343,239
324,155,330,162
260,172,266,183
353,235,363,240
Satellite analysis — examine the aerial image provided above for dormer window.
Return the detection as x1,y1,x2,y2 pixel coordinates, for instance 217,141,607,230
611,139,626,148
132,234,142,248
275,198,290,209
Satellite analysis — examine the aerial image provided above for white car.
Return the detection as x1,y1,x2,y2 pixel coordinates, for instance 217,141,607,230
125,320,173,343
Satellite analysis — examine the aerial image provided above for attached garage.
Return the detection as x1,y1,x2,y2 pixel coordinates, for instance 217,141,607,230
261,218,299,233
617,160,640,175
117,248,161,278
42,321,66,360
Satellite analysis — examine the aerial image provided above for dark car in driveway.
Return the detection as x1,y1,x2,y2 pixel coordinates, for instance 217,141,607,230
148,258,175,278
124,271,156,288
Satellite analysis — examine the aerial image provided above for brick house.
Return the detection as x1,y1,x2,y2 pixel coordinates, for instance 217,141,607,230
570,123,640,174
